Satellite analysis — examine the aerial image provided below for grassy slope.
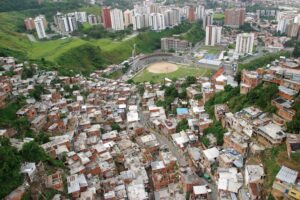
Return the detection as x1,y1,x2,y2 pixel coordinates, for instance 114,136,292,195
0,9,200,74
0,12,32,53
133,65,211,83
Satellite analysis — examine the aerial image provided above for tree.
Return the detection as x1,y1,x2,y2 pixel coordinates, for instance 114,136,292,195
21,141,48,163
111,123,121,132
29,85,45,101
179,89,187,99
0,138,22,198
176,119,189,132
203,121,226,146
185,76,196,86
201,136,210,147
291,151,300,162
293,43,300,58
21,141,64,167
194,94,203,100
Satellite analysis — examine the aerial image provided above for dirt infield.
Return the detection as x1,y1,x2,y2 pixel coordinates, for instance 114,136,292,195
147,62,178,74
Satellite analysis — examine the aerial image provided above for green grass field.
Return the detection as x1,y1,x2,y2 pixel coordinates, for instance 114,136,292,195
213,13,224,20
133,65,212,83
200,46,221,54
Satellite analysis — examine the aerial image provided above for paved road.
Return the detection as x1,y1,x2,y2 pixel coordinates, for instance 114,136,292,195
136,94,218,199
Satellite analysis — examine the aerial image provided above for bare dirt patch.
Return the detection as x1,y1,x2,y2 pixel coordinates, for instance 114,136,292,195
147,62,178,74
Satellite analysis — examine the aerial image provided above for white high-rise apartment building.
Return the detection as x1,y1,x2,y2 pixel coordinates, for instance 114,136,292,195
149,13,165,31
124,9,133,27
67,14,78,32
74,11,87,23
235,33,255,54
195,5,205,20
132,14,143,30
34,16,47,39
203,11,213,30
110,8,125,31
163,8,181,27
205,25,222,46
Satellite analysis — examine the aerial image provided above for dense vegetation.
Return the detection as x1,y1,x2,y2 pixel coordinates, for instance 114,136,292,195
205,84,278,117
238,23,255,32
0,138,22,198
181,22,205,45
203,84,278,145
238,51,291,71
56,44,105,75
0,0,82,18
0,97,28,132
0,138,63,198
74,24,133,40
103,0,135,10
176,119,189,132
286,100,300,134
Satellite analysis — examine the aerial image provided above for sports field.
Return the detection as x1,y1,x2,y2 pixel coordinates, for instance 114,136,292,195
133,62,212,83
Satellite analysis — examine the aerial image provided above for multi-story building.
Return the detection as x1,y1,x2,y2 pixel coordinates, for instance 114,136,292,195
287,23,300,38
187,6,195,22
102,7,112,28
235,33,255,55
195,5,205,20
224,8,245,28
163,8,181,28
87,14,98,25
34,16,47,39
203,12,213,29
110,8,125,31
205,25,222,46
132,14,143,31
123,9,133,27
277,17,294,33
132,13,149,31
67,14,78,32
24,18,35,31
54,13,78,34
74,11,87,23
240,70,261,94
149,13,165,31
161,37,191,52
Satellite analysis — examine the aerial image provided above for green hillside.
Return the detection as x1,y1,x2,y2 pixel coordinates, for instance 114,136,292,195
0,8,201,75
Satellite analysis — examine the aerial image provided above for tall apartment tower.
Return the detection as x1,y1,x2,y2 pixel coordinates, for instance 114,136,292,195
124,9,133,27
24,18,35,30
149,13,165,31
102,7,112,28
88,14,98,25
203,12,213,30
235,33,255,54
67,14,78,32
163,9,180,28
205,25,222,46
195,5,205,20
34,16,47,39
187,6,195,22
110,8,125,31
224,8,246,28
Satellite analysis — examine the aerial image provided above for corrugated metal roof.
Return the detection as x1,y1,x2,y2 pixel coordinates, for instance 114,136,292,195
276,166,298,184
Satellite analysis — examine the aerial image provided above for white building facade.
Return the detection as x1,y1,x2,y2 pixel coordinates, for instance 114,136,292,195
205,25,222,46
235,33,255,54
34,16,47,39
110,8,125,31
